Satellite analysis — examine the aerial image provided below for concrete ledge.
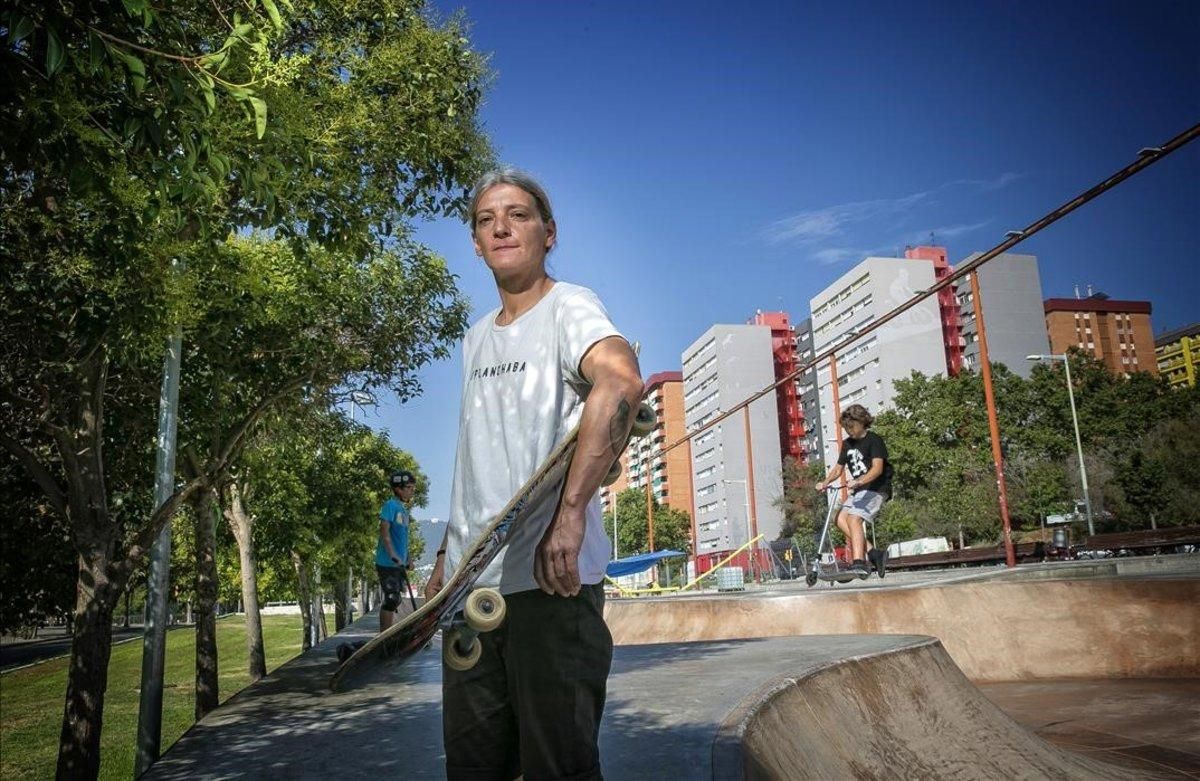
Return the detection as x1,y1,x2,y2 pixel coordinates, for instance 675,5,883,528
605,577,1200,680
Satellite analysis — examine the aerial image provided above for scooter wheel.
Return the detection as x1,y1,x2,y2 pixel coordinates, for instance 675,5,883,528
805,573,817,587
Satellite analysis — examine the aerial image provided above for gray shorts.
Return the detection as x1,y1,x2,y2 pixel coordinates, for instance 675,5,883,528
843,490,884,522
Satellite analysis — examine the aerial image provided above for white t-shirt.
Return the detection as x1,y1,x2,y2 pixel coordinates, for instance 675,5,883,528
445,281,624,594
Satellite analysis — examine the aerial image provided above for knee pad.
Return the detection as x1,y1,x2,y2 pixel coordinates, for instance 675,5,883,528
382,597,400,612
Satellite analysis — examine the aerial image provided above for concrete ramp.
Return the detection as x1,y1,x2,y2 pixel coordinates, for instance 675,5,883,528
714,636,1167,780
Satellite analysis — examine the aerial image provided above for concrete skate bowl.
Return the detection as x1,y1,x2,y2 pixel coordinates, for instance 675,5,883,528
604,576,1200,680
711,636,1174,780
608,574,1199,778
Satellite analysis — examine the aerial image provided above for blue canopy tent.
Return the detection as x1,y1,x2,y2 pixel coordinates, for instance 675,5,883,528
605,550,687,579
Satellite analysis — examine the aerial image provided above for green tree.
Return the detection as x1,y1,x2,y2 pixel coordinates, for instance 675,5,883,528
775,457,827,555
1005,456,1071,528
175,233,466,712
612,488,692,559
2,2,491,772
239,409,426,648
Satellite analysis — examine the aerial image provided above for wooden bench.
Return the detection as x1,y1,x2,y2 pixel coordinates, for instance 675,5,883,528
886,542,1042,571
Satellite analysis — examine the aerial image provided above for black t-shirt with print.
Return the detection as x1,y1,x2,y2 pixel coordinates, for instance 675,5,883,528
838,430,891,497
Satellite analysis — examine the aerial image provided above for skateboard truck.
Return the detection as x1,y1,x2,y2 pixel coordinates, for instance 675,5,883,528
443,587,506,671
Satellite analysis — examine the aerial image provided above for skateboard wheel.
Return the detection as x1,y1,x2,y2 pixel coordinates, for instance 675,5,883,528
631,402,656,438
464,588,506,633
444,627,482,671
602,459,622,487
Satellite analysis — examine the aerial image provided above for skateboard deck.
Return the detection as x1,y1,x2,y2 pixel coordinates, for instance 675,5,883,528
330,397,653,692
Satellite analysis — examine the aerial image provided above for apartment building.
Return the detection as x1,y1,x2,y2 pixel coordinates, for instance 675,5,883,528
1044,293,1157,376
682,325,784,573
809,256,946,466
794,317,823,462
1155,322,1200,388
955,252,1050,378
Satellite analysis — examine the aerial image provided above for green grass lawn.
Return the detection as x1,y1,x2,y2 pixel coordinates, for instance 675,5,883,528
1,613,328,780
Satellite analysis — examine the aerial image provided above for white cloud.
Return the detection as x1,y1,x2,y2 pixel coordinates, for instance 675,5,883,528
906,220,994,245
761,172,1021,264
810,247,867,266
762,191,931,246
952,172,1026,192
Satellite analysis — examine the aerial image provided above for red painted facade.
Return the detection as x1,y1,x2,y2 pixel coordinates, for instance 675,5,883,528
749,311,806,464
905,245,964,376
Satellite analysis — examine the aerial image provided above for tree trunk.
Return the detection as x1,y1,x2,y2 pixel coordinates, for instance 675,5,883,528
123,586,132,628
313,565,327,643
192,485,220,720
361,577,371,614
333,575,349,632
292,550,314,651
224,481,266,681
56,554,120,779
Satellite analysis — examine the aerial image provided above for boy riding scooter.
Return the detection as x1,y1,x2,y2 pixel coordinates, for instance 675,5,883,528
815,404,892,578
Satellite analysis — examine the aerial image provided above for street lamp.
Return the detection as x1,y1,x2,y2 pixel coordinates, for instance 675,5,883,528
348,390,375,422
611,497,619,560
1027,354,1095,535
722,479,756,579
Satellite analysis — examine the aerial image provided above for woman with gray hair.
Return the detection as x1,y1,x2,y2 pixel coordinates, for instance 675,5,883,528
426,167,644,780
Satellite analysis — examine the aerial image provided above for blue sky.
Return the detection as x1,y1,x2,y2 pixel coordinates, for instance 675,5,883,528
368,0,1200,536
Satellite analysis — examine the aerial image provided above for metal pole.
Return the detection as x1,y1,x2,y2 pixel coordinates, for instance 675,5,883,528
741,407,760,582
1063,358,1095,535
829,355,848,501
612,501,618,560
684,437,698,571
968,272,1016,567
135,331,182,776
741,483,753,580
645,478,655,553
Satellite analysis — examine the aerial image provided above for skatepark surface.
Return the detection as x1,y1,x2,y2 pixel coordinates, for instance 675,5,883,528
147,558,1199,779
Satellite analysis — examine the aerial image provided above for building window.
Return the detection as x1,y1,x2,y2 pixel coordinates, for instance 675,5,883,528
683,338,716,369
685,389,721,416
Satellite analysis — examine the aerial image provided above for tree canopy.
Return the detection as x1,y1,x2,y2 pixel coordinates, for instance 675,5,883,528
2,1,494,774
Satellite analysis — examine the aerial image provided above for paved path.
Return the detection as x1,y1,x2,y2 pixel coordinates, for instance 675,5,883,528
146,625,1187,779
0,627,144,671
